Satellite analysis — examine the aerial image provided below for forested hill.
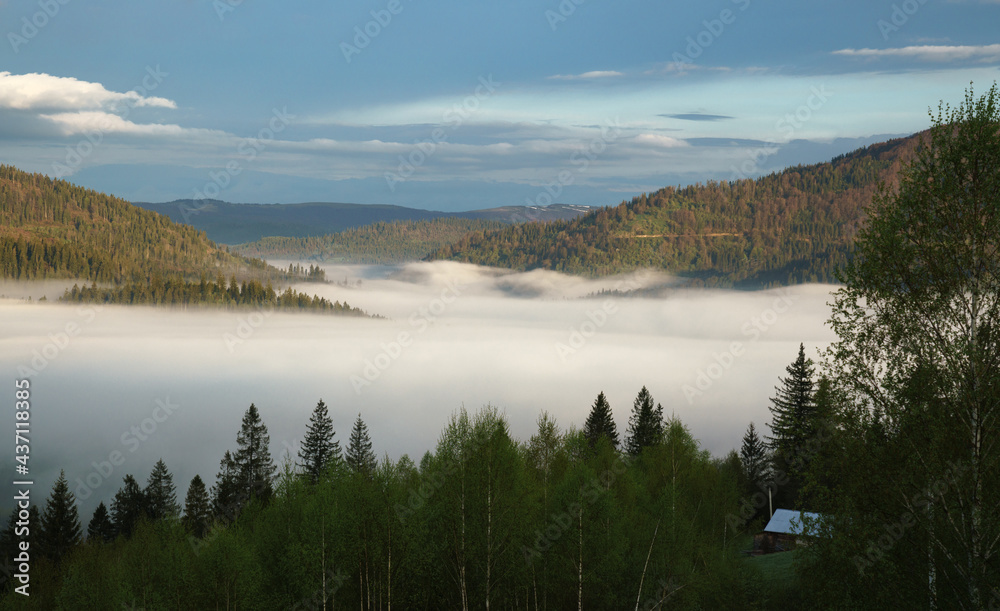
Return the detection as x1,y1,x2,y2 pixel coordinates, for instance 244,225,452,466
0,165,371,314
0,165,268,284
428,133,922,287
233,217,506,264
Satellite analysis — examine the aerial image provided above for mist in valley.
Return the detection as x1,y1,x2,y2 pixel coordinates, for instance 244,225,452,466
1,261,838,521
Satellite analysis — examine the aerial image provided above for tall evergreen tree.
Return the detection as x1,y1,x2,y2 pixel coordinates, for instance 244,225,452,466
766,343,817,503
86,501,115,543
298,399,341,483
110,474,147,539
625,386,664,456
583,391,619,449
212,450,242,522
38,470,82,563
145,458,180,521
234,403,277,504
346,413,376,475
739,422,770,497
182,474,213,539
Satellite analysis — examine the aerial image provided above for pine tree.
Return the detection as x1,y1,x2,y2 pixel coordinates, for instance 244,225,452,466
145,458,180,521
346,413,376,475
86,501,115,543
624,386,664,456
298,399,341,483
38,470,82,563
740,422,770,495
584,391,619,449
183,475,213,539
234,403,276,504
111,474,147,539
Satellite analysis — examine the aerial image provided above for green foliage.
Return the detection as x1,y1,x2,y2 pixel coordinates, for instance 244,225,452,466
345,413,376,476
181,475,212,540
625,386,664,456
766,343,817,508
37,472,82,565
583,391,619,449
2,398,771,608
85,502,114,544
109,475,146,540
429,135,924,286
144,459,180,521
297,399,342,483
804,83,1000,609
234,403,277,506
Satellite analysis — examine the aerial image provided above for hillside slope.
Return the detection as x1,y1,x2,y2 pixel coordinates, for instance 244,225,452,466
0,165,272,283
428,134,922,287
0,165,368,314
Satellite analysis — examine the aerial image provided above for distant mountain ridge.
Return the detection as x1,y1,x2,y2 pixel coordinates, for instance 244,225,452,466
131,200,593,244
427,133,925,287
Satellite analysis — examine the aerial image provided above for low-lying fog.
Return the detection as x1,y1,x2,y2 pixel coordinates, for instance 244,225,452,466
1,262,838,520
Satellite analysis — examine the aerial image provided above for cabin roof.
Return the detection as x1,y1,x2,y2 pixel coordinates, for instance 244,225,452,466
763,509,824,536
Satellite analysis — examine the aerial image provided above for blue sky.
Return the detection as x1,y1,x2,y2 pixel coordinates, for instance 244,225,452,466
1,0,998,211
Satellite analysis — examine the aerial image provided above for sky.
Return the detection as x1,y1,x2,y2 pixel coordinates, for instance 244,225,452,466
0,263,837,520
0,0,999,210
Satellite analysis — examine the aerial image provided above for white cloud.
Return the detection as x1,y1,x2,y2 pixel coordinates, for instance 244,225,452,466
0,71,175,112
633,133,688,148
833,44,1000,63
548,70,624,80
40,111,226,139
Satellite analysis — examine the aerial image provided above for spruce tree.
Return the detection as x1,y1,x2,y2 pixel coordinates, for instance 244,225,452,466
212,450,242,523
583,391,619,449
86,501,115,543
740,422,770,496
183,475,213,538
346,413,376,475
38,470,82,563
767,344,816,453
298,398,341,483
145,458,180,521
766,343,816,506
234,403,276,503
110,474,147,539
624,386,664,456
